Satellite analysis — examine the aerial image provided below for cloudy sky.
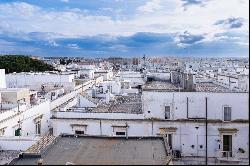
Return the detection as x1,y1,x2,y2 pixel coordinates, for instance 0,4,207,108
0,0,249,57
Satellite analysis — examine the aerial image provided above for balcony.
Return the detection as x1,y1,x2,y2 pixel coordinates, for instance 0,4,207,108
216,151,241,163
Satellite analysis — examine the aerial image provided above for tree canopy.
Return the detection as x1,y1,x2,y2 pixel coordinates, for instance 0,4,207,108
0,55,55,74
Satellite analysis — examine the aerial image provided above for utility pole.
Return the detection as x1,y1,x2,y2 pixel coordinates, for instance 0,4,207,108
17,100,21,137
81,82,83,93
143,54,146,70
205,97,208,165
59,71,62,87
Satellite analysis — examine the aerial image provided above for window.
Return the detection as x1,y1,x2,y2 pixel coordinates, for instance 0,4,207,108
72,125,87,135
99,86,103,93
15,128,22,136
35,121,41,135
0,128,5,136
113,126,127,136
165,106,171,119
224,106,232,121
116,132,126,136
75,130,85,135
107,85,112,93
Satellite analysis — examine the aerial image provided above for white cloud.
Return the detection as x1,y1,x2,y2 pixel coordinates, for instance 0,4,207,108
48,40,59,47
137,0,163,13
67,44,80,49
100,8,113,12
61,0,69,3
0,0,248,43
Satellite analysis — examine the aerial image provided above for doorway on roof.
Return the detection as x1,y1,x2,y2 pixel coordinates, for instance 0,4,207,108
166,133,173,150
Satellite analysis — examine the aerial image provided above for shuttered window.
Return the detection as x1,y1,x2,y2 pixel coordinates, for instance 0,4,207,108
165,106,171,119
224,106,232,121
15,128,21,136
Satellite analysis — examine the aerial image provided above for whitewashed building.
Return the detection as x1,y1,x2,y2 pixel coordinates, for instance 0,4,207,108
0,69,6,89
217,73,249,91
119,71,146,88
5,72,75,92
0,88,51,151
52,80,249,164
94,70,113,81
0,69,95,151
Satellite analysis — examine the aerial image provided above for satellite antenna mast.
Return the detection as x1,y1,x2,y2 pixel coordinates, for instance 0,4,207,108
143,54,146,70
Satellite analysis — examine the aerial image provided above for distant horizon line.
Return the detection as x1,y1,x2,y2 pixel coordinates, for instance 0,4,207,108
0,54,249,59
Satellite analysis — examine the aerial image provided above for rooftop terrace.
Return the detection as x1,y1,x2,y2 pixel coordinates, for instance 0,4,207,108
196,82,234,92
0,151,19,165
143,81,179,91
72,93,142,114
11,136,168,165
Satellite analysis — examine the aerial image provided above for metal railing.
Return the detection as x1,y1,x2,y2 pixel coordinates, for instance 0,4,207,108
220,151,233,159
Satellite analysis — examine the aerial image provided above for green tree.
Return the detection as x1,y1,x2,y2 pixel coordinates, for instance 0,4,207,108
0,55,55,74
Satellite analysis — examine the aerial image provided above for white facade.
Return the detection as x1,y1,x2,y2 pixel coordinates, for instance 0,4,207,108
0,81,95,149
0,100,51,151
120,71,146,87
238,75,249,91
0,88,31,104
0,69,6,89
94,71,113,81
96,81,121,95
142,91,248,120
42,88,65,101
79,69,95,79
0,100,51,137
52,118,248,160
217,74,239,90
52,90,249,164
6,73,75,92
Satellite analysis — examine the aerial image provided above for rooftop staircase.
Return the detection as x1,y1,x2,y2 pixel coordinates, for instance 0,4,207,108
24,133,57,156
163,136,174,165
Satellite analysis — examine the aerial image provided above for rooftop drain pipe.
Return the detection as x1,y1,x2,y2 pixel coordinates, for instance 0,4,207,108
125,122,128,140
186,97,189,119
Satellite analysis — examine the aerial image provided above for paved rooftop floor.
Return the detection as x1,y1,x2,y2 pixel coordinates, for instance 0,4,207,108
0,151,19,165
12,137,168,165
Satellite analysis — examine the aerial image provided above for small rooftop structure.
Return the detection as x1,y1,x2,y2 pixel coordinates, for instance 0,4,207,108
0,88,30,104
143,80,242,93
143,81,179,91
71,93,142,114
196,82,234,92
11,136,169,165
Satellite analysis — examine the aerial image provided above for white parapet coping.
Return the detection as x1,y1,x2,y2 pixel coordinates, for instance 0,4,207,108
53,111,145,120
0,136,40,151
